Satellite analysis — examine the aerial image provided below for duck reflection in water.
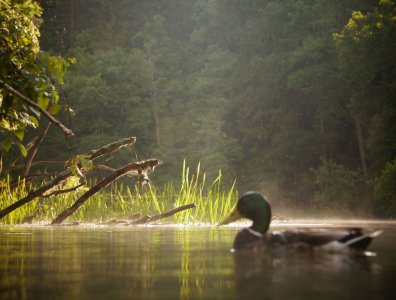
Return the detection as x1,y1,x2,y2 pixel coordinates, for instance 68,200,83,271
232,248,381,299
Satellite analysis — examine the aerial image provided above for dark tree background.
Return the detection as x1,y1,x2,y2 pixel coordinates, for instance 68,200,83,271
16,0,396,216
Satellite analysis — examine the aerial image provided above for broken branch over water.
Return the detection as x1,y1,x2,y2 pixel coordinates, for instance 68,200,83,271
51,159,162,224
87,137,136,160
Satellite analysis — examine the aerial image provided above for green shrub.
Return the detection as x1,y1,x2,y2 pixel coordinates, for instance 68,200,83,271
311,159,365,211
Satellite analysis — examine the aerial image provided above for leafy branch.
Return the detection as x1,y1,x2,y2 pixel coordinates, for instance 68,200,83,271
0,79,74,139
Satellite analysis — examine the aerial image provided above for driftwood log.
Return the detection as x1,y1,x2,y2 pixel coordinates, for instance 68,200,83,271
0,137,138,220
102,203,197,225
131,203,197,224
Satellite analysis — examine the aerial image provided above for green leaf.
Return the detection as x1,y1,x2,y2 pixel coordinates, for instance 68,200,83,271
0,118,11,130
37,96,50,110
47,56,67,83
29,115,39,127
48,104,63,115
1,137,13,152
19,143,28,157
14,130,24,141
52,91,60,104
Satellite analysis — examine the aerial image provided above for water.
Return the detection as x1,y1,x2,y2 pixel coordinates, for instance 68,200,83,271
0,221,395,300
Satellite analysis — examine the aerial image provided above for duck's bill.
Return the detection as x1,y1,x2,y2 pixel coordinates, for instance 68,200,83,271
218,209,242,226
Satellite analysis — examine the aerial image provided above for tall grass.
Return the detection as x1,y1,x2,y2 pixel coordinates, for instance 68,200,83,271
0,161,238,225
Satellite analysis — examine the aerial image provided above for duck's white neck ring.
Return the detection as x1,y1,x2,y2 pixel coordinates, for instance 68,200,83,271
247,227,264,237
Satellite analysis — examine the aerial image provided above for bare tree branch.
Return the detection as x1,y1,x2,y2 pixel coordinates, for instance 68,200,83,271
87,137,136,160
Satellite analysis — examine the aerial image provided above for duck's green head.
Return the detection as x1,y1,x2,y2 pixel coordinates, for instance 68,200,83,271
218,191,272,234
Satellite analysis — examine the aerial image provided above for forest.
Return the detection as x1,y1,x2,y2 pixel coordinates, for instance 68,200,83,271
1,0,396,222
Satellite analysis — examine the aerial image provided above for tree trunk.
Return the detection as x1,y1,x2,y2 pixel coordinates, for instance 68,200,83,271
355,118,367,177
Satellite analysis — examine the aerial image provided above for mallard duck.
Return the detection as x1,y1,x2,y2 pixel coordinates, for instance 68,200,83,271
218,191,382,253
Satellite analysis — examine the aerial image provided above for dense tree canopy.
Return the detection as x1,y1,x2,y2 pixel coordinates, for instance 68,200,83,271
0,0,72,163
2,0,395,216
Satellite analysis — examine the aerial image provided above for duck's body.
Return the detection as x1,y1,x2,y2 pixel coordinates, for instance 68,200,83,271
232,226,382,253
219,192,382,253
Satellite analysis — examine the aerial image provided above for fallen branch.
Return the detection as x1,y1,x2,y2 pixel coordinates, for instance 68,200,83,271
129,215,151,224
147,203,197,223
101,203,197,226
51,159,162,224
102,219,129,225
0,78,74,139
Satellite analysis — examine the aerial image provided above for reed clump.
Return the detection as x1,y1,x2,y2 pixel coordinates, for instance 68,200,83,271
0,161,237,225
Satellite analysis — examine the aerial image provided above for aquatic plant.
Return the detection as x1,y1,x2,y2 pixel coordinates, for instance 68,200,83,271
0,161,238,225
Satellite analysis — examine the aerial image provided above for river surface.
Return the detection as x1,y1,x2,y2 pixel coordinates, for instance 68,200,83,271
0,221,395,300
